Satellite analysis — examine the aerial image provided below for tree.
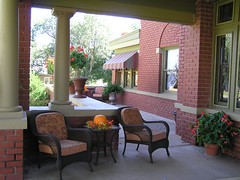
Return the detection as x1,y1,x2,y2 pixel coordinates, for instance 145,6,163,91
70,15,112,83
31,13,112,83
31,17,56,74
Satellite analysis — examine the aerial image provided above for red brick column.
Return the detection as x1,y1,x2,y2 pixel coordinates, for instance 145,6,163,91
0,130,23,180
176,1,214,142
19,0,31,111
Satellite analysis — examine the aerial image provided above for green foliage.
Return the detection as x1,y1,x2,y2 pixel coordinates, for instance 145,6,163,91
31,14,112,83
30,73,50,106
190,111,240,152
47,57,54,75
70,45,88,71
103,83,124,95
70,15,112,81
69,79,74,85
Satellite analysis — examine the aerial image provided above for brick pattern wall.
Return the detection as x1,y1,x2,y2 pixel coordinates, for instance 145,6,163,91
19,0,31,111
117,93,176,120
138,21,181,93
176,0,214,141
0,130,24,180
118,21,181,120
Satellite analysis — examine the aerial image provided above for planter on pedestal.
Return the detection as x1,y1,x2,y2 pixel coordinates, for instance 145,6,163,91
72,77,88,98
69,83,75,94
109,92,116,105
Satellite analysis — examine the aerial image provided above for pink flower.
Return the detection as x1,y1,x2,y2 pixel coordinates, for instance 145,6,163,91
191,128,196,135
70,45,74,52
78,46,83,52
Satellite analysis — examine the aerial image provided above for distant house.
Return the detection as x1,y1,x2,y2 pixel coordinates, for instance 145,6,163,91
104,29,140,89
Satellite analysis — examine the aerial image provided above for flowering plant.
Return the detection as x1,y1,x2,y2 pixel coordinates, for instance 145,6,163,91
190,111,240,152
86,120,113,130
69,45,88,77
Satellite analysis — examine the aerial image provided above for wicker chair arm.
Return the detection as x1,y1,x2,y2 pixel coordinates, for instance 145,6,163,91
123,124,152,134
67,128,93,148
38,134,61,156
123,124,153,141
143,120,170,136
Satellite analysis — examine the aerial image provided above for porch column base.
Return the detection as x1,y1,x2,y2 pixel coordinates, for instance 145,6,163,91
48,103,75,113
0,111,27,130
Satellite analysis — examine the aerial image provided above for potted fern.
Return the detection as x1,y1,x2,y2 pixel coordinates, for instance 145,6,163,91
103,83,124,104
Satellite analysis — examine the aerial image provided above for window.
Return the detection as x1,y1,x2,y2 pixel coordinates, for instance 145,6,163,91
133,70,138,87
217,1,233,24
124,70,131,88
213,0,240,112
214,33,232,106
116,70,123,85
162,48,179,91
116,69,138,89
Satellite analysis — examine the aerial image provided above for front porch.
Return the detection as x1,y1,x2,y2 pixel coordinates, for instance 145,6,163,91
24,110,240,180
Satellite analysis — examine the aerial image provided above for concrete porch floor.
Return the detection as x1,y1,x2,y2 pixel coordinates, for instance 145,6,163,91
24,110,240,180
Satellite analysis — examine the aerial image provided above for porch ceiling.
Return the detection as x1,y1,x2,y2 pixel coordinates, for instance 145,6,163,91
31,0,196,25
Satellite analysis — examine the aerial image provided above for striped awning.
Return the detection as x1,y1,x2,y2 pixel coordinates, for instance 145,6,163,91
103,51,138,70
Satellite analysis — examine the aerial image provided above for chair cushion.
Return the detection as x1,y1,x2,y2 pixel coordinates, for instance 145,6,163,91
121,108,143,125
125,129,167,142
39,140,87,156
95,87,104,94
93,94,102,98
35,112,68,140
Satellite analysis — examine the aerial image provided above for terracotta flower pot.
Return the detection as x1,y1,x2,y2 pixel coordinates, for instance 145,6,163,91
204,143,220,156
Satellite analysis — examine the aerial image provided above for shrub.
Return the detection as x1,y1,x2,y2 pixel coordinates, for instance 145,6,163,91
30,73,50,106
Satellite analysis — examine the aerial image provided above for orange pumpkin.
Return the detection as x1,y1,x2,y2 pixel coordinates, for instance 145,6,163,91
93,115,107,125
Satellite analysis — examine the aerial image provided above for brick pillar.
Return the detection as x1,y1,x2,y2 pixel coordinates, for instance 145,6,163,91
176,1,214,143
19,0,31,111
0,130,24,180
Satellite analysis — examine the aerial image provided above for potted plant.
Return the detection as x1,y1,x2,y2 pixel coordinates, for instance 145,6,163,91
103,83,124,104
190,111,240,156
69,45,88,98
69,79,75,94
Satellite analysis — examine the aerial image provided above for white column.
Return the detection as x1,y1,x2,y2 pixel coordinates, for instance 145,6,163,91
50,7,76,106
0,0,26,129
0,0,22,112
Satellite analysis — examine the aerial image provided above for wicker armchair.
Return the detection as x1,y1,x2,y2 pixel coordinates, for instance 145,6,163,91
28,111,93,180
118,107,170,163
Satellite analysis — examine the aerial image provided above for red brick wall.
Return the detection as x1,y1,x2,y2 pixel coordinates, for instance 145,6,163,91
138,22,181,93
0,130,24,180
119,21,181,120
117,92,176,119
176,0,214,142
19,0,31,111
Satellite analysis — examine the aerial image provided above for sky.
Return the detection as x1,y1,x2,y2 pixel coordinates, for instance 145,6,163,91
31,7,140,44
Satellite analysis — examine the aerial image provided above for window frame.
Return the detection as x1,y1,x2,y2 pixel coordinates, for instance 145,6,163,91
161,46,179,93
213,0,240,112
216,0,234,25
117,68,138,89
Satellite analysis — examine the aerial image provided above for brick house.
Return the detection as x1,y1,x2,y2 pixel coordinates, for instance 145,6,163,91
1,0,240,179
106,1,240,159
